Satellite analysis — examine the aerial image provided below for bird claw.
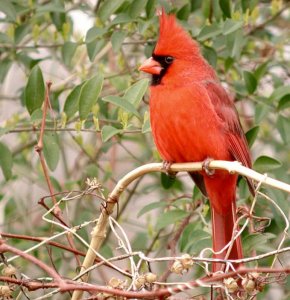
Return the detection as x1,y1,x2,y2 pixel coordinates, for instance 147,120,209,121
202,158,215,176
162,161,177,179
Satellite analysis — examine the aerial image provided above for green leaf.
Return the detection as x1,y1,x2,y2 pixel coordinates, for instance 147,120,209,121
111,13,133,25
254,61,269,81
179,223,197,252
25,65,45,115
254,156,282,173
79,74,104,120
102,96,140,117
0,58,12,83
202,46,217,67
255,102,270,123
156,209,189,230
243,233,275,253
146,0,156,19
137,201,167,217
111,31,126,52
243,71,257,94
30,108,44,123
245,126,259,148
270,86,290,101
186,235,211,254
36,3,65,13
177,4,191,20
50,10,66,32
129,0,147,18
0,142,13,180
0,0,17,22
62,41,78,67
124,79,149,107
64,84,83,119
277,115,290,144
87,39,105,62
142,116,151,133
223,19,243,35
198,24,222,41
15,24,31,44
85,27,106,61
161,173,175,189
43,133,60,171
231,29,245,58
98,0,125,22
277,94,290,111
0,32,11,43
180,227,211,253
219,0,231,18
85,27,107,43
267,189,289,229
101,125,122,142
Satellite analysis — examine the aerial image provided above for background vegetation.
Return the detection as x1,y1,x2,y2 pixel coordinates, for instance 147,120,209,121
0,0,289,299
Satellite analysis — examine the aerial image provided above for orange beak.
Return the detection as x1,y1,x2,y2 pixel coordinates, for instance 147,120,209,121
139,57,163,75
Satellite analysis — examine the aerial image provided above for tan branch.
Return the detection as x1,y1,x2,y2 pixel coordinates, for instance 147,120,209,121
72,160,290,299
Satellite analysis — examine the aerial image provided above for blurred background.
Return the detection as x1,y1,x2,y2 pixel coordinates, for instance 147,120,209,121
0,0,289,299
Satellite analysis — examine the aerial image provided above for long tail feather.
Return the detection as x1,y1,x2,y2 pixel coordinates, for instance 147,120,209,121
211,200,243,272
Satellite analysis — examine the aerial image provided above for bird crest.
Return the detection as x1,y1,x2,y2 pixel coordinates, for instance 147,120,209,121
154,9,200,59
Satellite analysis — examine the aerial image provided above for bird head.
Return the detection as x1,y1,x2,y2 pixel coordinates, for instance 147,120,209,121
139,10,208,85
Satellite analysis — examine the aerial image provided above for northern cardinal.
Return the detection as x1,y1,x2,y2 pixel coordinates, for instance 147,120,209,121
139,11,254,271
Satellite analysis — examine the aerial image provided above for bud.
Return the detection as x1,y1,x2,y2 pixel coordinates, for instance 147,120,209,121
242,278,255,293
170,260,184,274
134,275,146,289
0,285,11,297
144,272,157,283
2,264,17,277
224,278,238,293
180,254,194,269
108,277,123,289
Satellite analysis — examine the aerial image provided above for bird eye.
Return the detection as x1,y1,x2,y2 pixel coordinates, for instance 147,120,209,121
165,56,174,64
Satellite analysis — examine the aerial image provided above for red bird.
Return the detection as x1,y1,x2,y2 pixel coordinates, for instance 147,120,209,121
139,12,254,271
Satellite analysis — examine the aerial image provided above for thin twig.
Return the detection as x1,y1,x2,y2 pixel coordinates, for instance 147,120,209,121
34,82,58,210
71,160,290,299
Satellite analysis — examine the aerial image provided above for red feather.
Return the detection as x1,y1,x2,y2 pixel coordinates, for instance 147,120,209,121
139,12,253,271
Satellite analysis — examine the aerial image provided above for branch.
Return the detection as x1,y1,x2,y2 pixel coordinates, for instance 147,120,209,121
71,160,290,299
61,267,290,299
5,127,142,134
34,82,58,210
0,240,63,286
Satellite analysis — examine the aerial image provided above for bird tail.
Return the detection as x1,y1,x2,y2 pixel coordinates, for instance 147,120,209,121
211,200,243,272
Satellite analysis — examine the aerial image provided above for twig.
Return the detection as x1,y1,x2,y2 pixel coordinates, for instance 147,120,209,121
2,267,289,298
53,267,290,299
71,160,290,299
0,240,63,285
5,127,142,134
34,82,59,212
33,83,83,267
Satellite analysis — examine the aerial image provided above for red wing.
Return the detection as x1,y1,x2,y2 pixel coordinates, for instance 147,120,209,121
203,80,255,194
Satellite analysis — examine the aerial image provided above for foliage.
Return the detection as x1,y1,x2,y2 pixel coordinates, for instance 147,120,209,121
0,0,289,299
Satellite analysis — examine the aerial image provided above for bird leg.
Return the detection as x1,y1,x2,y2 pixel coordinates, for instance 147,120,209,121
162,161,177,179
202,158,215,176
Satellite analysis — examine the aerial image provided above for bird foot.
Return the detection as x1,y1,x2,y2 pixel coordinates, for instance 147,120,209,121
202,158,215,176
162,161,177,179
